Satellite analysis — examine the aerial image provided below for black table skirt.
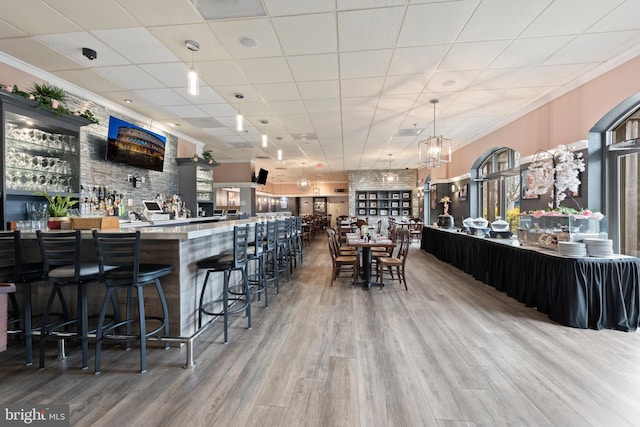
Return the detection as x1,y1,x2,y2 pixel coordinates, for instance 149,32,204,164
421,227,640,331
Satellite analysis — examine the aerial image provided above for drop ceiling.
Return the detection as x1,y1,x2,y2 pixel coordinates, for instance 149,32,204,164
1,0,640,183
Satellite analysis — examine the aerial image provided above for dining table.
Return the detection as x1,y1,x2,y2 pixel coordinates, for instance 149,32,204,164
346,233,396,290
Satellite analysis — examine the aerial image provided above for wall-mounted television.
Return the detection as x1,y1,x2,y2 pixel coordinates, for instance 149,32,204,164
256,168,268,185
106,116,166,172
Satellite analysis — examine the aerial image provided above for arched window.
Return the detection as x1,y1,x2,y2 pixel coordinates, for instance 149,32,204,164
475,148,520,226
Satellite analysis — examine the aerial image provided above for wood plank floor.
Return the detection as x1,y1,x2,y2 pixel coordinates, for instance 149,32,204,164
1,235,640,426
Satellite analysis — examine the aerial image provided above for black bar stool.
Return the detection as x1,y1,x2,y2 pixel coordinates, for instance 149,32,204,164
275,219,293,283
264,220,280,295
246,222,268,308
0,230,51,366
197,225,251,343
36,230,100,370
92,230,173,374
292,216,304,265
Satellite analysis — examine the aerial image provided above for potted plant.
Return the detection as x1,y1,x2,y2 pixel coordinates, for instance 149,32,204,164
36,192,78,229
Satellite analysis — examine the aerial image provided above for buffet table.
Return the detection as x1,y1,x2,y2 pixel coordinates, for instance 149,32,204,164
421,226,640,331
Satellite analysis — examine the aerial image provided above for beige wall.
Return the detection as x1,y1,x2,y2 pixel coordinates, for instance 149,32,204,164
430,56,640,179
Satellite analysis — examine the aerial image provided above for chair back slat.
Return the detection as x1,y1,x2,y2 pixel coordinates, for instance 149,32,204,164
0,231,19,276
92,231,141,282
37,230,82,282
234,225,250,268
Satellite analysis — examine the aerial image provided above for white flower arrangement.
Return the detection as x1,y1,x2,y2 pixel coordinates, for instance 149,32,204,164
525,144,585,208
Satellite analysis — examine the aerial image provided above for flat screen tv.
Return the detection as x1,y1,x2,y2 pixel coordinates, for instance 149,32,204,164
256,168,268,185
106,116,166,172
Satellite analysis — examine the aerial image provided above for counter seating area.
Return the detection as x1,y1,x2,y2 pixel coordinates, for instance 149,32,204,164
2,216,308,373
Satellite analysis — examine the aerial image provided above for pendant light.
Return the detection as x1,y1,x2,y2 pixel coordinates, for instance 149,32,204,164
297,162,309,191
382,154,398,184
260,119,268,148
234,93,244,132
418,99,451,168
277,149,283,161
185,40,200,96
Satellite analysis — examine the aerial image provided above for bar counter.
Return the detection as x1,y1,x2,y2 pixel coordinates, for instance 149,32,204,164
421,226,640,331
17,218,262,340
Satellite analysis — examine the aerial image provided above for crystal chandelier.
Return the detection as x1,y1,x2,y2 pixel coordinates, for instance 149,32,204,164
297,162,309,190
418,99,451,168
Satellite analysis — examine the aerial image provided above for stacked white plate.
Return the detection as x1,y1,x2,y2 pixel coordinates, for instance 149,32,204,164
557,241,587,257
583,238,614,257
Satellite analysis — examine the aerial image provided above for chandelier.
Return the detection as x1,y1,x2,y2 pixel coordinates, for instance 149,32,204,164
418,99,451,168
297,162,309,191
382,154,398,184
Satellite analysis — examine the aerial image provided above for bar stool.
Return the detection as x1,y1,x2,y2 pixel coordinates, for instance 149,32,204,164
275,219,293,283
0,230,51,366
264,220,280,295
197,225,251,343
92,230,173,374
36,230,101,370
246,222,268,308
292,216,304,265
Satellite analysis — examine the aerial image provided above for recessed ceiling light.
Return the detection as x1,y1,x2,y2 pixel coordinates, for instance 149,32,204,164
172,123,181,127
443,79,457,87
239,37,258,48
124,99,132,103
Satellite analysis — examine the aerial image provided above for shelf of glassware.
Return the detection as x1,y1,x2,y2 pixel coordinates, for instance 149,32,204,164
4,133,78,195
195,166,214,202
356,190,412,217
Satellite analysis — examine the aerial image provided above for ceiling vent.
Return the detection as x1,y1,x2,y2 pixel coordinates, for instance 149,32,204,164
334,188,347,193
395,128,424,137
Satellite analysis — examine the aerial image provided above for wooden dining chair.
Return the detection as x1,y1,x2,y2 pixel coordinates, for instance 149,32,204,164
327,234,359,286
377,228,410,290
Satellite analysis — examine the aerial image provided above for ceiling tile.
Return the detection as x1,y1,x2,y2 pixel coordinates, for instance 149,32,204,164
458,0,552,42
93,65,164,90
490,36,573,69
254,82,301,101
163,104,207,118
198,61,251,86
439,40,511,72
53,69,124,93
139,62,191,88
116,0,204,26
388,45,449,75
237,57,293,84
0,37,82,71
272,14,337,55
341,77,385,98
133,88,190,106
37,32,131,67
0,19,27,39
338,7,404,51
209,18,282,59
522,0,621,37
199,103,238,117
288,54,339,81
0,0,82,35
298,81,340,100
340,50,393,79
91,28,179,64
304,99,341,113
544,31,640,65
263,0,335,16
148,24,231,62
397,1,479,47
42,0,140,30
